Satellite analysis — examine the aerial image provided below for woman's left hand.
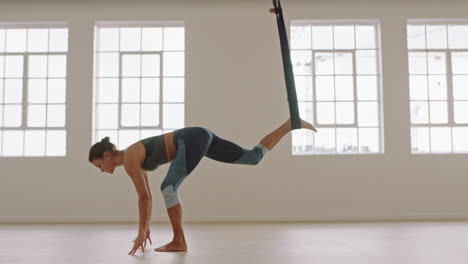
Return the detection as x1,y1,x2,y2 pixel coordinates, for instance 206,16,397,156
128,232,146,255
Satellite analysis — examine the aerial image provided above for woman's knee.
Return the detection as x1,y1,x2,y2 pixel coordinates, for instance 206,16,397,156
161,185,181,208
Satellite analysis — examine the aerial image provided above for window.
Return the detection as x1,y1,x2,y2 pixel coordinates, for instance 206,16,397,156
408,21,468,153
0,24,68,157
93,23,185,149
290,21,383,155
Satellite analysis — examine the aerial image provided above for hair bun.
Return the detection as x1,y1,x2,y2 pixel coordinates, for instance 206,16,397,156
101,137,110,143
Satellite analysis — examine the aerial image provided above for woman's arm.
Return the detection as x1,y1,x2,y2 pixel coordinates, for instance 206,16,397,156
123,147,152,254
141,170,152,225
142,170,153,246
126,166,151,232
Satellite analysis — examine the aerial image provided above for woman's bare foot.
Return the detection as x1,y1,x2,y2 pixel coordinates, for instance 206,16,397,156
300,119,317,132
285,118,317,132
155,240,188,252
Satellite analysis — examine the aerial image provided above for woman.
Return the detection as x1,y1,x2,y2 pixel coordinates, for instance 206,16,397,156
88,118,316,255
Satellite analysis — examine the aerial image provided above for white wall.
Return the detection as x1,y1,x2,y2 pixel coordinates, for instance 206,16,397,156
1,0,468,223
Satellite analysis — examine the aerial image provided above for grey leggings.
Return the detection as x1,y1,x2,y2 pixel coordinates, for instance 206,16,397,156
160,127,268,208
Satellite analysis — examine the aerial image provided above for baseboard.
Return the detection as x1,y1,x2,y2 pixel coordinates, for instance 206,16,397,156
2,213,468,224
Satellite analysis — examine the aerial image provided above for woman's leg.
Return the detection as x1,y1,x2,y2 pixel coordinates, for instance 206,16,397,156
157,127,213,252
206,118,316,164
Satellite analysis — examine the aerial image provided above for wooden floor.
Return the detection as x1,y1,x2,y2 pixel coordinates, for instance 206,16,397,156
1,221,467,264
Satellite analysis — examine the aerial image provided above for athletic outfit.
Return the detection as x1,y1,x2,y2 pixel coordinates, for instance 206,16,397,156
140,127,269,208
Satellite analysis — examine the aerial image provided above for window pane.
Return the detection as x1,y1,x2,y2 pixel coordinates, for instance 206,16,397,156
427,52,445,74
120,28,141,51
429,101,447,124
25,130,46,156
28,105,46,127
29,55,48,77
97,78,119,103
426,25,447,49
411,127,430,153
336,102,354,124
0,56,4,78
292,129,313,154
312,26,333,50
141,129,162,139
317,102,335,124
163,27,185,51
141,104,159,126
48,55,67,77
28,79,47,103
452,52,468,74
4,79,23,103
292,50,313,75
356,25,376,49
335,76,353,101
356,50,377,74
291,26,311,49
409,75,428,100
3,130,24,156
97,104,118,129
97,53,119,77
410,101,429,124
49,28,68,52
122,55,141,77
408,52,427,74
294,76,313,101
453,75,468,100
163,52,184,77
142,27,162,51
6,29,26,52
121,104,140,127
5,56,24,78
357,76,378,101
428,75,447,100
298,102,314,124
163,78,184,103
46,130,66,156
163,103,184,129
407,25,426,49
336,128,358,153
28,29,48,52
315,53,333,75
359,127,379,153
141,78,160,103
454,101,468,124
358,102,378,126
142,54,160,77
453,127,468,152
334,26,354,49
314,128,335,154
430,127,452,153
448,25,468,49
98,28,119,51
48,79,66,103
0,30,5,52
334,53,353,74
122,78,141,103
118,130,139,149
0,81,3,102
47,104,65,127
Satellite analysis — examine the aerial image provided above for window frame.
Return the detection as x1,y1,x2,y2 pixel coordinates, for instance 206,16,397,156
291,19,384,155
0,22,68,157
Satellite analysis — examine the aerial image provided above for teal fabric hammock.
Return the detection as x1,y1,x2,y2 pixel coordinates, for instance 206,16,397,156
270,0,302,130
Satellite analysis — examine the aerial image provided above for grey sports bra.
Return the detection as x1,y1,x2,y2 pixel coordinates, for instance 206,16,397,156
140,135,169,171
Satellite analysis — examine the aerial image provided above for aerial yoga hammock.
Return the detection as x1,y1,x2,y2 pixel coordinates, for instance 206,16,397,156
270,0,302,130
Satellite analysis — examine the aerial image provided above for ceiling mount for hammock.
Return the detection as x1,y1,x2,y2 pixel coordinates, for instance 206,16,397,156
270,0,302,130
